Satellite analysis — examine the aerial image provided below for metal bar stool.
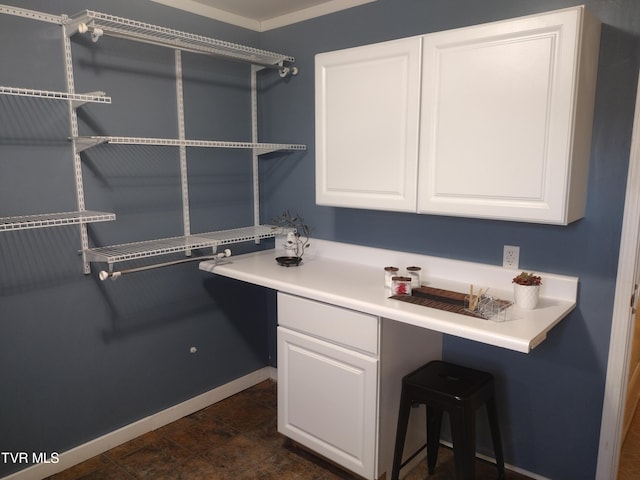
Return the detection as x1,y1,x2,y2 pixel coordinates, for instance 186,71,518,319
391,360,505,479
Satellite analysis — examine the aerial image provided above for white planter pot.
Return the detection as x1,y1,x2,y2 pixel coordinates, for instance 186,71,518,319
513,284,540,310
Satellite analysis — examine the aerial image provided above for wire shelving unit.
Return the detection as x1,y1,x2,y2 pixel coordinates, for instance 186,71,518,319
63,9,306,272
0,5,305,274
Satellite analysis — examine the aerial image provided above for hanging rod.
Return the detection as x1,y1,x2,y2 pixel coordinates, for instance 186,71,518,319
98,248,231,281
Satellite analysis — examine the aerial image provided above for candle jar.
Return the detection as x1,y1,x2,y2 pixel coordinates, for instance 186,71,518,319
384,266,399,289
406,266,421,288
392,276,412,296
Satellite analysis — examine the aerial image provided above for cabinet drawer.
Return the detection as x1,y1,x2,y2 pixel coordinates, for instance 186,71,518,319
277,292,379,356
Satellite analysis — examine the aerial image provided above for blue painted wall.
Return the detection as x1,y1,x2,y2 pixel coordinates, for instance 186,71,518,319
1,0,638,478
259,0,640,478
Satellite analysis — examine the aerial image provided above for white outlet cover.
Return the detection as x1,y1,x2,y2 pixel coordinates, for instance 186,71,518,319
503,245,520,269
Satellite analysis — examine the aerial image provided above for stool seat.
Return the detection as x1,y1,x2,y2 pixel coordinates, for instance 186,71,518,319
391,360,505,480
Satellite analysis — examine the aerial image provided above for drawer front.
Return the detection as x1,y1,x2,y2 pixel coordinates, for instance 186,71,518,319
277,292,379,356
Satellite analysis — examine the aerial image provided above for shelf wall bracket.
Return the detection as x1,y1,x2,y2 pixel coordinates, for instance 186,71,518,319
63,13,91,36
73,136,108,152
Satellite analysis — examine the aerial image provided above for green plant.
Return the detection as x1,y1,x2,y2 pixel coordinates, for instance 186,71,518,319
512,271,542,286
271,210,312,258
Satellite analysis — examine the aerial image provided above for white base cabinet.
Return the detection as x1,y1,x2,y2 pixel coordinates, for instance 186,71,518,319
278,327,378,478
314,6,601,225
277,292,442,479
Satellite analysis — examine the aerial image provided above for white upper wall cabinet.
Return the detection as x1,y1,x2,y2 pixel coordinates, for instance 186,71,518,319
315,37,422,212
315,6,601,225
418,6,600,224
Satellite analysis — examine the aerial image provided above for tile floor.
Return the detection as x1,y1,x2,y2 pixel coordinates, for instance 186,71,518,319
47,380,533,480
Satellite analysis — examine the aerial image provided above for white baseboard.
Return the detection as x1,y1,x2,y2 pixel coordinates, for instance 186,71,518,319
4,366,546,480
439,440,550,480
1,367,277,480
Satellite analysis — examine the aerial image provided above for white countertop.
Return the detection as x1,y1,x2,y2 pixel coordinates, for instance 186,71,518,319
199,240,578,353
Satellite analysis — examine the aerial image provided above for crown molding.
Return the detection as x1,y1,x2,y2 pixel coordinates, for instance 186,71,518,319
149,0,376,32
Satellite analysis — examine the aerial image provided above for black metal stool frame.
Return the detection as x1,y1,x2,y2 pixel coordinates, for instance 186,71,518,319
391,360,505,479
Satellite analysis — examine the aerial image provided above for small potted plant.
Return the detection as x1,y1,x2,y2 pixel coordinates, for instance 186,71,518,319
271,210,311,267
512,271,542,309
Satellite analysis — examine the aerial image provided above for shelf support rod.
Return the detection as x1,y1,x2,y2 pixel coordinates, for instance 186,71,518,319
251,65,260,244
62,22,91,274
175,49,192,256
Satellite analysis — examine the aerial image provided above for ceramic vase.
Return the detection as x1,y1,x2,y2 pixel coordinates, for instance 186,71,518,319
513,284,540,310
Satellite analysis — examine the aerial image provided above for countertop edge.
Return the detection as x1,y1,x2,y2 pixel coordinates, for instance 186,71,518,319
199,240,578,354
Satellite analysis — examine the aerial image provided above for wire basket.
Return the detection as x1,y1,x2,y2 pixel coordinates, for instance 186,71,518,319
465,294,513,322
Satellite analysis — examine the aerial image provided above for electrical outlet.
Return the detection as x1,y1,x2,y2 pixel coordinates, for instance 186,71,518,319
503,245,520,269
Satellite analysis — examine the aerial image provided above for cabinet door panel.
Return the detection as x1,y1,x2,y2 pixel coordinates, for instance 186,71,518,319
278,327,378,479
428,36,552,200
315,37,422,212
418,7,596,224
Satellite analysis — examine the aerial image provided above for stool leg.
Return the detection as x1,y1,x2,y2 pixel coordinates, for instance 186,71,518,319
391,389,412,480
426,406,443,474
450,406,476,480
486,397,505,479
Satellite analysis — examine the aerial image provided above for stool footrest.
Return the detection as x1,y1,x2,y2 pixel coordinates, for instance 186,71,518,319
399,442,427,470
